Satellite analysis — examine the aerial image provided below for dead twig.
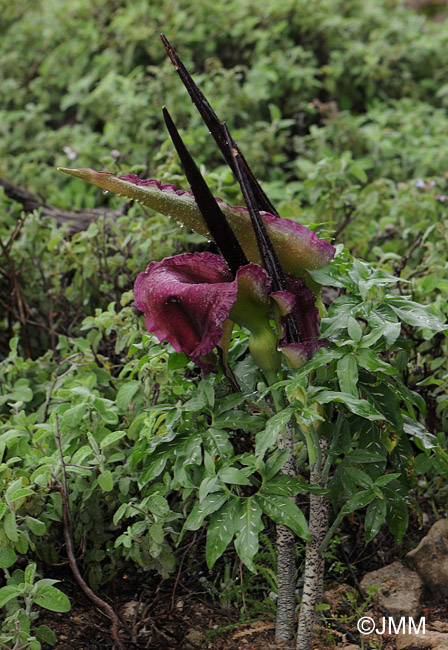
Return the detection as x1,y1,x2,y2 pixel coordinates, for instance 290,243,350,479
393,234,423,277
0,176,128,234
53,415,127,649
170,531,198,611
333,203,357,240
0,231,32,358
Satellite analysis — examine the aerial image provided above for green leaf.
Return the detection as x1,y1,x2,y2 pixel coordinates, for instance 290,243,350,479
28,641,41,650
116,381,140,410
403,416,436,449
167,351,189,370
255,407,294,456
25,562,37,584
149,523,164,545
214,394,245,416
219,467,252,486
362,383,403,432
0,547,17,569
343,467,374,489
138,445,172,485
8,487,34,502
199,476,218,502
182,393,207,411
100,429,127,449
4,511,18,542
256,494,310,541
385,494,409,544
386,296,446,332
182,493,228,533
204,427,233,459
119,477,130,495
350,165,367,184
206,500,236,569
17,611,30,634
9,385,33,403
146,494,169,517
234,498,264,571
98,470,113,492
62,403,88,428
365,306,401,345
0,585,24,607
346,449,385,463
203,449,216,477
337,354,358,397
315,602,331,612
93,397,119,424
113,503,128,526
347,316,362,343
356,348,395,375
37,625,57,646
374,473,401,486
341,489,376,514
199,379,214,408
263,449,289,481
261,475,304,496
314,391,386,421
33,585,71,612
365,499,387,543
214,411,265,431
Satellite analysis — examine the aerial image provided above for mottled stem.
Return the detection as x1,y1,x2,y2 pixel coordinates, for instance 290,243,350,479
296,437,329,650
275,419,297,641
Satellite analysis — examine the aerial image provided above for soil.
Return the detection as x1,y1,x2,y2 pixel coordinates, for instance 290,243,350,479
37,560,448,650
34,507,448,650
40,589,448,650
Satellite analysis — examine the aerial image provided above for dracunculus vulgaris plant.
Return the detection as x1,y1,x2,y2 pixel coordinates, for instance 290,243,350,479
59,35,335,647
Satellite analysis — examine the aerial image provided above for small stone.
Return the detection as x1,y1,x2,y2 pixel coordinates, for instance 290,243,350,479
185,629,204,647
121,600,144,621
360,561,424,618
396,629,448,649
406,519,448,597
433,622,448,633
176,600,184,610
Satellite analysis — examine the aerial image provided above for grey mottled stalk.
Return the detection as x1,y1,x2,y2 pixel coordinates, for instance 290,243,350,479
275,419,297,641
296,437,329,650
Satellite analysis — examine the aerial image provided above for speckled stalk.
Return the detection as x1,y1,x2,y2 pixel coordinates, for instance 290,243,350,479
296,437,329,650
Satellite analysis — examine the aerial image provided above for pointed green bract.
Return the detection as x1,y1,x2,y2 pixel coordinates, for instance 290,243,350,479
58,167,335,274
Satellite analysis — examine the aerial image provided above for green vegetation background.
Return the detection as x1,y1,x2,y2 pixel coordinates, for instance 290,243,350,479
0,0,448,645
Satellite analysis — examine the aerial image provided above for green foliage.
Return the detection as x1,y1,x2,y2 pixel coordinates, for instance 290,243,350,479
0,552,68,649
1,0,448,641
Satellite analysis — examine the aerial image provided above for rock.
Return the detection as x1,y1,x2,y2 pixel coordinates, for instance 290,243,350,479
407,519,448,597
396,629,448,649
338,645,361,650
360,561,424,618
185,629,204,648
433,622,448,633
121,600,144,621
323,582,357,613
